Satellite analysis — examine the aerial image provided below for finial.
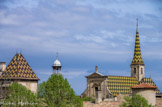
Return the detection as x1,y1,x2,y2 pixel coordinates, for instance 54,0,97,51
56,52,59,59
95,66,98,73
136,18,138,32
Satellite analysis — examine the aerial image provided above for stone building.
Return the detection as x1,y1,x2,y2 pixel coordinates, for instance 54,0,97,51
81,20,161,102
0,53,39,97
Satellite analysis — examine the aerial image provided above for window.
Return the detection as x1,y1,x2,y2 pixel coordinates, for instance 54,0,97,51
134,68,136,74
95,87,98,91
141,68,143,74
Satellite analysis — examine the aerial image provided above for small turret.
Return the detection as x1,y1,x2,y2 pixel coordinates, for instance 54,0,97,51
52,53,62,74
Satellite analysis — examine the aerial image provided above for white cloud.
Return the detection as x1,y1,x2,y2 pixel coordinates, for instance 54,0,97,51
77,0,161,17
106,70,130,76
0,14,20,25
0,1,161,61
75,34,106,43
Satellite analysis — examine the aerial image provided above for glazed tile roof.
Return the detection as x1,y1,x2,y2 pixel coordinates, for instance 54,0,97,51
131,82,157,89
0,53,39,80
107,76,161,97
140,78,160,93
131,20,144,65
107,76,139,97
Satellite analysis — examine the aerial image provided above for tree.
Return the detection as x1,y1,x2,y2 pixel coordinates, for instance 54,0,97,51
3,83,39,107
37,81,47,107
38,74,82,107
38,81,46,98
120,94,153,107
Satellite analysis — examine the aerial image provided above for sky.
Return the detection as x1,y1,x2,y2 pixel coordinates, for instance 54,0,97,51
0,0,162,95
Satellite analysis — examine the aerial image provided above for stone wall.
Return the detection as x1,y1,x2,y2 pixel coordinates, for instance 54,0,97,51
83,101,121,107
17,81,38,93
131,65,145,81
83,95,162,107
132,88,156,106
83,95,124,107
156,98,162,107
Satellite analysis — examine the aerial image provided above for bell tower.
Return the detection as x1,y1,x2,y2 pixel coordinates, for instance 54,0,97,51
131,19,145,81
52,53,62,74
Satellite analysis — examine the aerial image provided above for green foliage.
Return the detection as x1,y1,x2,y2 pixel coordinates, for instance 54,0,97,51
81,96,95,102
120,94,153,107
38,81,46,98
38,74,82,107
3,83,39,107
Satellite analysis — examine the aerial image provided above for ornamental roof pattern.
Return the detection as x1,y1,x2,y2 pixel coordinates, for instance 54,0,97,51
0,53,39,80
107,76,138,97
140,78,160,94
131,21,144,65
107,76,160,97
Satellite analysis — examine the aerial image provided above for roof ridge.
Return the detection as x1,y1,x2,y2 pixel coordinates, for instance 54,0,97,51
107,75,136,78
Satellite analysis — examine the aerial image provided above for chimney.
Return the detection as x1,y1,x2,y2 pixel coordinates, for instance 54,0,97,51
95,66,98,73
0,62,6,74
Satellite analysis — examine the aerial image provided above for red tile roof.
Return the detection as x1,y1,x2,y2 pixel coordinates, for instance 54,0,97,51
131,82,157,89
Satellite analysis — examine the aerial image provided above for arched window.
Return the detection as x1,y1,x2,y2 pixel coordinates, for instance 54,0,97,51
141,68,143,74
134,68,136,74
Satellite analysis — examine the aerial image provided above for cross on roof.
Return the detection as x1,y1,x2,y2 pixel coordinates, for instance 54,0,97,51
56,52,59,59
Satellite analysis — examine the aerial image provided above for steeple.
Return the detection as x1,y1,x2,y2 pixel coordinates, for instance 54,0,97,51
131,19,145,81
131,19,144,65
136,19,138,33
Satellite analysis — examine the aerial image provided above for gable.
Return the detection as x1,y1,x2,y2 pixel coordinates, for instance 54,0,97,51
86,72,105,78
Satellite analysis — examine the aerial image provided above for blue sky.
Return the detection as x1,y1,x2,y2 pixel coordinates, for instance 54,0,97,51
0,0,162,95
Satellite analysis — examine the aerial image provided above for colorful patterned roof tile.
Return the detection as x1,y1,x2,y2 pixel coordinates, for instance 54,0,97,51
107,76,139,97
131,19,144,65
0,53,39,80
131,82,157,89
140,78,160,93
107,76,161,97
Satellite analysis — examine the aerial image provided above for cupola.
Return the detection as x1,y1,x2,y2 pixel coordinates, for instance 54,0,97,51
52,53,62,74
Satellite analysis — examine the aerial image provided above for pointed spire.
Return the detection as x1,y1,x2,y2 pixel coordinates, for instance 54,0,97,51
131,19,144,65
136,18,138,33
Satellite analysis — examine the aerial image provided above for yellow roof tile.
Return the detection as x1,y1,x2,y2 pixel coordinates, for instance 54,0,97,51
0,53,39,80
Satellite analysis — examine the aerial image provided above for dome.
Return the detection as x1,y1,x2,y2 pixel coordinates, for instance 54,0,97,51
53,59,61,67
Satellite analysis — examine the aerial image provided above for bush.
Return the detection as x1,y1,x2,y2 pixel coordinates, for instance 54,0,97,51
3,83,39,107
